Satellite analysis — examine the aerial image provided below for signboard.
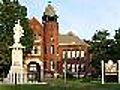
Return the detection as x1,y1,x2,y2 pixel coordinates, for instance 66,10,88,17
105,60,117,75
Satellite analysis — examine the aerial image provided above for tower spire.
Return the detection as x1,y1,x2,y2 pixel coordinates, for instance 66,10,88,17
42,1,58,23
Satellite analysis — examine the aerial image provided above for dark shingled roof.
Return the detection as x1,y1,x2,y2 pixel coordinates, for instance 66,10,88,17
58,34,89,46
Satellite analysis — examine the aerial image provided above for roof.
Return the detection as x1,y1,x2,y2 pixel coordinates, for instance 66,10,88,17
29,17,43,33
44,3,56,16
58,33,89,46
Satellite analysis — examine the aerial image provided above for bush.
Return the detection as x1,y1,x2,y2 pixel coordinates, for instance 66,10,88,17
81,77,92,82
0,78,3,81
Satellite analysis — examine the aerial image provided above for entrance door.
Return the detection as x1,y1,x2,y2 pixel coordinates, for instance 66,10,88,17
28,62,40,82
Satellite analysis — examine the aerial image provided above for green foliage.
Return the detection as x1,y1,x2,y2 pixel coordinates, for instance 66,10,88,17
89,30,119,75
0,0,34,77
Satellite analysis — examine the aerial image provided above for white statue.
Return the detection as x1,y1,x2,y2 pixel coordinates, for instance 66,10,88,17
13,20,24,44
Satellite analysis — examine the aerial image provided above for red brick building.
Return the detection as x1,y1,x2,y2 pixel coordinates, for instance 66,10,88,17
24,3,93,81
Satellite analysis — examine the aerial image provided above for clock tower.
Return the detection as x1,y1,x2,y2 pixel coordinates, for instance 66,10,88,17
42,2,59,75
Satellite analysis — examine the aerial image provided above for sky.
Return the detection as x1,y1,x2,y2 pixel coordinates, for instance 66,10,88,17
19,0,120,40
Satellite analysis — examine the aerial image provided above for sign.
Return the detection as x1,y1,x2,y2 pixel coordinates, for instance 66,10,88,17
105,60,117,75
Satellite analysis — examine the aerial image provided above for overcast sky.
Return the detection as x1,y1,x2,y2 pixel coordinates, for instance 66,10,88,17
19,0,120,40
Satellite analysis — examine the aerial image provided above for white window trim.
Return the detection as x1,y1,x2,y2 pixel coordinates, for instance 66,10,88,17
76,51,80,57
72,51,75,58
67,51,71,58
63,51,66,59
81,51,84,57
51,61,54,71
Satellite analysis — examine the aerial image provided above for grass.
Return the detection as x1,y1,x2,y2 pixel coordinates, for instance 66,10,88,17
1,79,120,90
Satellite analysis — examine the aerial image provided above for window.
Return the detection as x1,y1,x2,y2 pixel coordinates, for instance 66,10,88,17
81,51,84,57
76,51,80,57
34,47,38,54
31,46,35,54
50,36,54,42
34,34,42,42
72,64,75,72
67,64,71,70
34,33,38,40
67,51,71,58
51,61,55,71
50,45,54,54
37,46,41,55
72,51,75,58
29,64,37,71
28,74,35,80
28,74,32,79
57,61,60,70
63,51,66,59
76,64,79,72
81,64,85,72
31,46,41,55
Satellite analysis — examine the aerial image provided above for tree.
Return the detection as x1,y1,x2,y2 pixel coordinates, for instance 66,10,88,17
0,0,34,77
113,28,120,60
89,30,114,75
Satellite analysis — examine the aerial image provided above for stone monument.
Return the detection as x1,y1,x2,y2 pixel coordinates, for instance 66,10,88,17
6,20,27,84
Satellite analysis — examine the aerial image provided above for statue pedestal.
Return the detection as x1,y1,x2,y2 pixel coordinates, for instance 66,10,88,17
4,20,27,84
6,44,27,84
8,66,27,84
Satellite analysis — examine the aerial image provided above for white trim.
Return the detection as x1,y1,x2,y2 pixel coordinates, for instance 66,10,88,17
63,51,66,59
81,51,84,57
50,61,54,71
67,51,71,58
72,51,75,58
76,51,79,57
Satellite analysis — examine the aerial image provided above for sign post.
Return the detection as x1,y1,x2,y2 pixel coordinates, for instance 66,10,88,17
101,60,104,84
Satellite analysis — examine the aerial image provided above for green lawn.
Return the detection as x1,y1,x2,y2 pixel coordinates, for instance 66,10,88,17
0,79,120,90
